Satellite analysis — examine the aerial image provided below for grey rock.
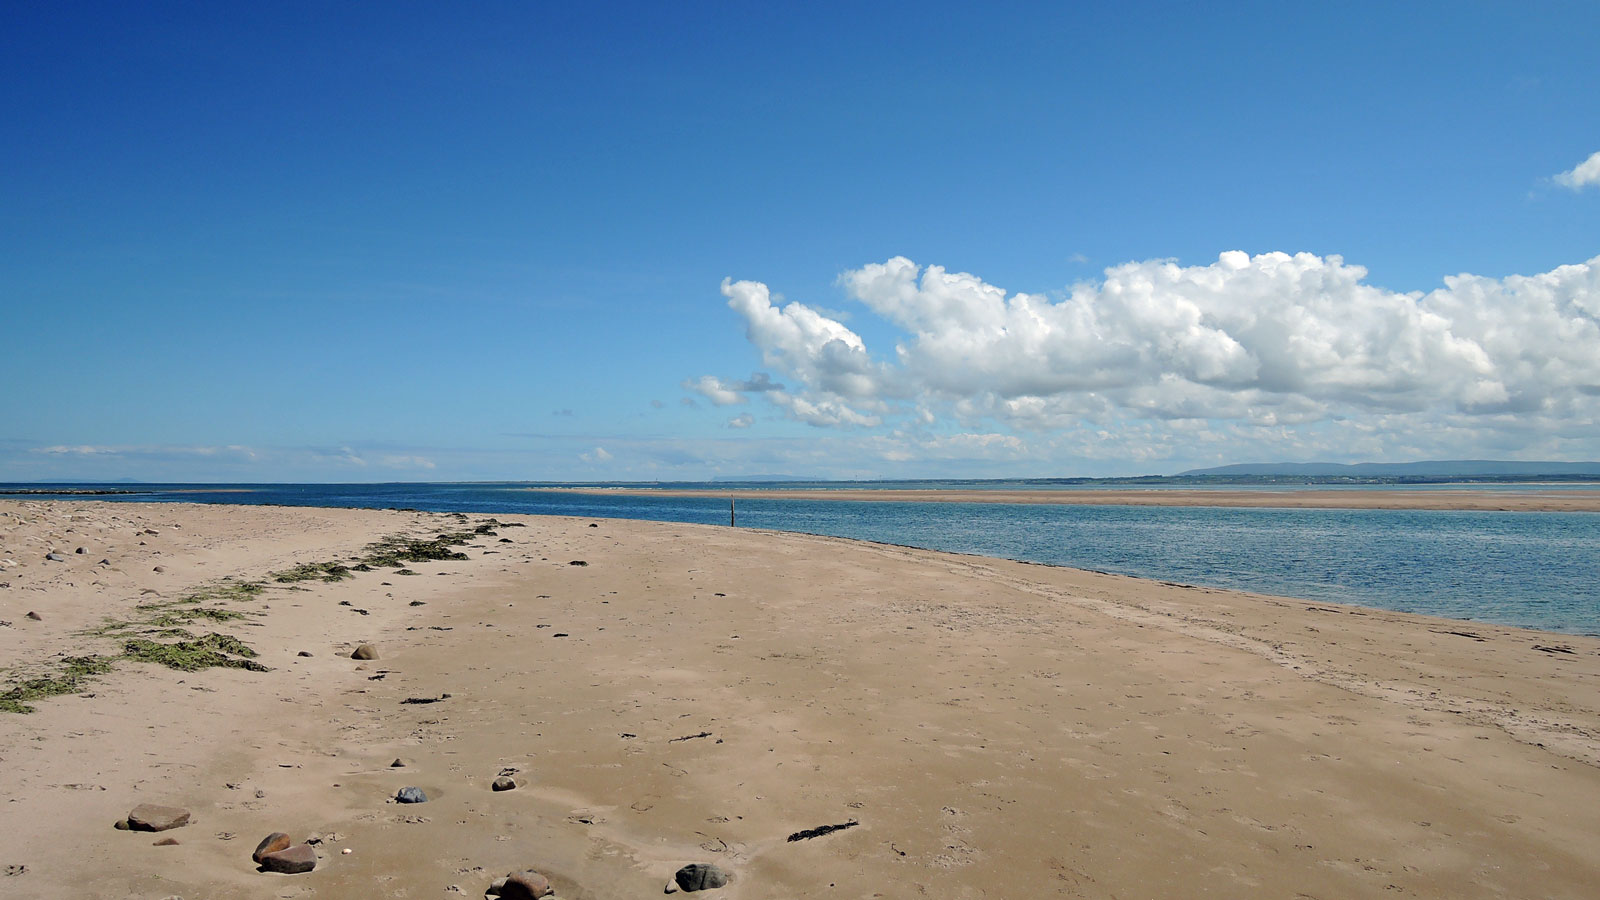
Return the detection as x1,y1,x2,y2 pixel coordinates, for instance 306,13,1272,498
258,842,317,874
501,869,553,899
492,776,517,792
152,565,166,573
126,803,190,832
296,651,313,657
396,786,427,804
351,644,378,660
25,611,41,621
45,552,66,562
671,863,731,892
75,547,85,554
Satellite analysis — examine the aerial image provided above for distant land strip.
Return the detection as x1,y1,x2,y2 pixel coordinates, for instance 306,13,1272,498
548,487,1600,513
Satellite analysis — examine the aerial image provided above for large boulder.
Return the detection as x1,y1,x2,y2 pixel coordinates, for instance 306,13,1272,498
669,863,731,892
252,832,292,863
500,869,554,898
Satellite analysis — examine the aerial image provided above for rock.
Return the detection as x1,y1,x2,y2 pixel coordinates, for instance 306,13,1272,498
258,842,317,874
351,644,378,660
25,611,41,621
670,863,730,892
152,565,166,573
126,804,190,832
98,558,110,565
568,560,587,566
389,758,407,768
153,837,180,846
487,876,509,896
500,870,554,899
395,786,427,803
113,818,130,830
45,552,66,562
252,832,292,863
492,776,517,792
296,651,313,657
75,547,86,554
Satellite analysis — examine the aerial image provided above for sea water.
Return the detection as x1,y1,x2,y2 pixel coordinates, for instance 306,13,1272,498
4,482,1597,635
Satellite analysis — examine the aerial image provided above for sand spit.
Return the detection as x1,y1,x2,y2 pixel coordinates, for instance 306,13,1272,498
2,499,1598,898
554,485,1600,512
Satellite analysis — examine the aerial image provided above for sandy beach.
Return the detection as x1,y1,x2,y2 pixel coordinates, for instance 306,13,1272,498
3,499,1599,899
552,486,1600,512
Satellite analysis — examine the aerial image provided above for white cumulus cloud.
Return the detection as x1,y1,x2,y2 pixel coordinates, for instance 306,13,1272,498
692,252,1600,463
1554,150,1600,190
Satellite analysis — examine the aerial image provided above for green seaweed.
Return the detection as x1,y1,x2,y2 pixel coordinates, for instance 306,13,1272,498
0,655,118,713
273,561,353,583
122,633,269,673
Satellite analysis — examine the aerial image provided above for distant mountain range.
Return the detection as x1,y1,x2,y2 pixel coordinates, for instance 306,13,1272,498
1178,460,1600,478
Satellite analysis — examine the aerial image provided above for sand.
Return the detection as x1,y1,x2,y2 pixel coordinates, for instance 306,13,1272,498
2,499,1598,899
553,485,1600,512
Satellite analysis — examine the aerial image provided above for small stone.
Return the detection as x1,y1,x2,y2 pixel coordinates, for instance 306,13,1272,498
253,832,293,863
75,547,86,554
98,558,110,565
487,876,509,896
152,566,166,573
671,863,731,892
114,818,130,830
492,776,517,792
395,786,427,803
501,870,554,899
296,651,313,657
126,804,190,832
153,837,180,846
25,611,41,621
341,847,352,855
45,552,65,562
351,644,378,660
390,758,407,768
568,560,587,566
258,842,316,874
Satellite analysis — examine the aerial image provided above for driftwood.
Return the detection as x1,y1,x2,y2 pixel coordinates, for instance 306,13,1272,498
669,731,712,743
786,820,858,842
401,693,452,704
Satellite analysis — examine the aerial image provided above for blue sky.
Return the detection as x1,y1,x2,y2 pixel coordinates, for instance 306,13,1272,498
3,1,1597,481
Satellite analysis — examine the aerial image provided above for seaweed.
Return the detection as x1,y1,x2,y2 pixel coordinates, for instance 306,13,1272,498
0,655,118,713
122,633,269,673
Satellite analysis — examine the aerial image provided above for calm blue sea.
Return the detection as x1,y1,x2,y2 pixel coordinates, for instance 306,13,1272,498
5,482,1598,636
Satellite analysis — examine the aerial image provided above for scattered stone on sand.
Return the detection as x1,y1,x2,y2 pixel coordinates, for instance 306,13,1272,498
153,837,179,846
666,863,731,893
75,547,85,554
568,560,587,566
98,558,110,565
252,832,292,863
25,611,41,621
351,644,378,660
44,552,65,562
152,566,166,573
390,758,408,768
296,651,313,657
258,843,317,874
125,804,191,832
492,776,517,792
396,786,427,803
500,869,555,899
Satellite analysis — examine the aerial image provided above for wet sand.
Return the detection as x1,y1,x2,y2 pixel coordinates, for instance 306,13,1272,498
2,499,1598,898
551,485,1600,512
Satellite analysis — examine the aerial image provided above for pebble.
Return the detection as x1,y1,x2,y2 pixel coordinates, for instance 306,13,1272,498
667,863,731,893
395,786,427,804
125,804,191,832
351,644,378,660
25,611,41,621
252,832,291,863
153,837,180,846
390,758,408,768
75,547,85,554
492,776,517,792
297,651,313,657
44,552,65,562
257,843,317,874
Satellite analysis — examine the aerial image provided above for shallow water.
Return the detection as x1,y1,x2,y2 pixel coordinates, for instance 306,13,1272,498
5,482,1597,635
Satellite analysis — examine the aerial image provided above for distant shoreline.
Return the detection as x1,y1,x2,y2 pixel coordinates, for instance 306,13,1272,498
547,485,1600,512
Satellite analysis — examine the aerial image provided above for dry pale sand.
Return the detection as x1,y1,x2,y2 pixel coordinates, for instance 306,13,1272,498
553,486,1600,512
2,499,1598,899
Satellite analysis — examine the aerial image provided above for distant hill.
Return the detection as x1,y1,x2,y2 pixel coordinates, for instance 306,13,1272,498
1178,460,1600,478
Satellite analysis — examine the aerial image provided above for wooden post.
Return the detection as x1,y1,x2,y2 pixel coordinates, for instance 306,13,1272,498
730,497,736,527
